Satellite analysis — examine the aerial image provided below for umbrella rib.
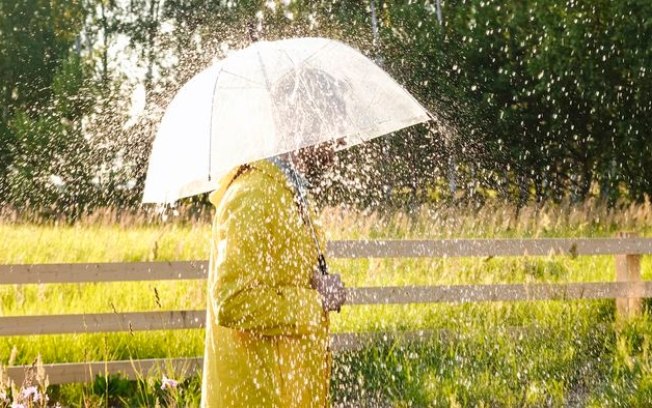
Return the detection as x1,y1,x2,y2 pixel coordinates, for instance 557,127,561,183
297,40,335,66
255,45,286,149
219,69,267,88
218,85,268,90
207,66,224,181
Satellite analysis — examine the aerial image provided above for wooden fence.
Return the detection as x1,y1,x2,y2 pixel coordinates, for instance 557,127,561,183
2,234,652,385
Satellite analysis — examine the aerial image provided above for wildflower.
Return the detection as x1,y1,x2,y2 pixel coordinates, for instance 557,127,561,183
160,375,178,390
21,386,40,401
10,403,26,408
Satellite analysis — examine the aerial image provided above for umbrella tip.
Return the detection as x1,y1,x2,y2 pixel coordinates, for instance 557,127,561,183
247,20,262,43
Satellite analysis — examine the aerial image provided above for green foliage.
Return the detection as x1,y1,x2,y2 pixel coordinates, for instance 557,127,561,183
376,0,652,205
0,0,94,218
91,374,135,405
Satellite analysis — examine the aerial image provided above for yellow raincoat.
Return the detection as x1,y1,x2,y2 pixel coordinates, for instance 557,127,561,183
201,159,331,407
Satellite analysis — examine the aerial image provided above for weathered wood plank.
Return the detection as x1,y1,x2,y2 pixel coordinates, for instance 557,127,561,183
327,238,652,258
3,282,651,336
5,357,203,386
0,310,205,336
2,238,652,285
0,261,208,285
345,282,652,305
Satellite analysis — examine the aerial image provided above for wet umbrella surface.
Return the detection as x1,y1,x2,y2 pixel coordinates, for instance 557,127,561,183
142,37,429,204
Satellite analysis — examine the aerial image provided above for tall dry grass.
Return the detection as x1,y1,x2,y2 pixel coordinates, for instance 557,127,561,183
322,197,652,239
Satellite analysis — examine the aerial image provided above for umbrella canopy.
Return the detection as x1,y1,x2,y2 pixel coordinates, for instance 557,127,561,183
142,37,430,203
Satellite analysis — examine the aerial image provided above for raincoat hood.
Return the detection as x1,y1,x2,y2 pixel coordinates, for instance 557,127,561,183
208,159,293,208
207,166,241,208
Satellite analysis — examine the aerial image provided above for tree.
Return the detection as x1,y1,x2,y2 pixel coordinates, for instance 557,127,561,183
0,0,92,217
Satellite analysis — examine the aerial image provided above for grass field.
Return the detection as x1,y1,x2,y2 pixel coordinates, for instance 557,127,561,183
2,200,652,406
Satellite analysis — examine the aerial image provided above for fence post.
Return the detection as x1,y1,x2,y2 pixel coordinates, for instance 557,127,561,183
615,231,642,319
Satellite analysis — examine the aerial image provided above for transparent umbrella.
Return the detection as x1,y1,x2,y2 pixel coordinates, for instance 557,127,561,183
142,37,430,203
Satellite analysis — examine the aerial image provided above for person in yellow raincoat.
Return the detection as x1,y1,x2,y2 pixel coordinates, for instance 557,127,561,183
200,142,347,407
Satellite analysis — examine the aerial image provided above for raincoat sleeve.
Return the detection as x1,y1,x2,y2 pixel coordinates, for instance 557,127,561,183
211,185,325,337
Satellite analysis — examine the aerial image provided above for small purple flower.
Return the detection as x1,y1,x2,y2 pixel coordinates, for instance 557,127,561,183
160,375,179,390
11,403,26,408
21,386,40,401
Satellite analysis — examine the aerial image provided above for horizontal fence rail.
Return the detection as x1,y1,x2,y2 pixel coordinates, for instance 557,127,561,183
6,357,204,386
0,310,206,336
2,238,652,285
0,261,208,285
345,281,652,305
328,237,652,258
3,282,652,337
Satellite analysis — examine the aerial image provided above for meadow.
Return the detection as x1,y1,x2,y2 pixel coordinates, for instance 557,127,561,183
2,200,652,407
